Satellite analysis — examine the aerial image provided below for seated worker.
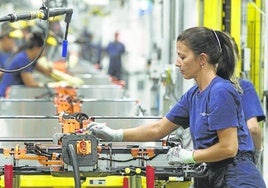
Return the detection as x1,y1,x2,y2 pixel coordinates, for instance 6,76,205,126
0,31,52,97
0,22,23,79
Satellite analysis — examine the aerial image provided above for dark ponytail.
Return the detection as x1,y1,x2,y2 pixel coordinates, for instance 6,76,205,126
214,30,236,80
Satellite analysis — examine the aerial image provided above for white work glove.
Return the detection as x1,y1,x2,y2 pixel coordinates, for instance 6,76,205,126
254,147,263,166
89,122,123,142
166,146,196,165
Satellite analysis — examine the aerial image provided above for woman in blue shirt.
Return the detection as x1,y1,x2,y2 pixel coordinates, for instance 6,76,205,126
89,27,266,187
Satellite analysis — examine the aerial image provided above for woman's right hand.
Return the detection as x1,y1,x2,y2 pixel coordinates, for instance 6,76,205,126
89,122,123,142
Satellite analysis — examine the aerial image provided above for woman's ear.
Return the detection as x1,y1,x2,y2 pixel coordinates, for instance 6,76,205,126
199,53,208,67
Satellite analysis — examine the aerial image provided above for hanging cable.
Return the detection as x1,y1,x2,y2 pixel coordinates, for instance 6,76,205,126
0,2,73,73
67,144,81,188
0,3,49,74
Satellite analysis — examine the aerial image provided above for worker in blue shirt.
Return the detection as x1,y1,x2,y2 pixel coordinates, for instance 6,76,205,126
106,31,125,81
175,38,266,168
0,32,52,97
239,78,265,167
0,22,22,79
88,27,266,187
231,37,265,169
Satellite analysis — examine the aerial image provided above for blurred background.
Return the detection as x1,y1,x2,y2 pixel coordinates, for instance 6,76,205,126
0,0,268,187
1,0,267,116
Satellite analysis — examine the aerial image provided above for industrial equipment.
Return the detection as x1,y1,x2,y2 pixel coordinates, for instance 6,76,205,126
0,86,207,187
0,111,208,188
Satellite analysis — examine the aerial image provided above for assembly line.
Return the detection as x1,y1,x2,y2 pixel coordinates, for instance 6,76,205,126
0,62,204,187
0,0,268,188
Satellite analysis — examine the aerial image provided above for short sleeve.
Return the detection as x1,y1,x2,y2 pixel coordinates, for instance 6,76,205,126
240,79,265,122
208,84,240,130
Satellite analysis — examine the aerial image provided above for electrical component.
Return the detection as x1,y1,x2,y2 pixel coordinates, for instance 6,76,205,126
61,134,98,166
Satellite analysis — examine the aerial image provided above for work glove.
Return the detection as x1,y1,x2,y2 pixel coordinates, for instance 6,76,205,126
166,146,196,165
89,122,123,142
254,147,263,166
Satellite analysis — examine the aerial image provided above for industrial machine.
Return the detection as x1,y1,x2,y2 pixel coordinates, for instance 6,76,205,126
0,86,207,188
0,111,208,188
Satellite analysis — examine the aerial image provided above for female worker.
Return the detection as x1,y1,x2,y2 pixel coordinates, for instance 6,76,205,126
88,27,266,187
0,31,52,97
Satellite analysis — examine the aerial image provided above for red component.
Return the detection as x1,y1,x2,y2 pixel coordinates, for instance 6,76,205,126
122,176,129,188
4,164,13,188
146,165,155,188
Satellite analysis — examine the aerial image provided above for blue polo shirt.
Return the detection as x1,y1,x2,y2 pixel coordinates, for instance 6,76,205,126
0,51,35,97
166,76,254,152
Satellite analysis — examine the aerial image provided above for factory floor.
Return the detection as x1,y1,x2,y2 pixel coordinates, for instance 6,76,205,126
4,62,268,187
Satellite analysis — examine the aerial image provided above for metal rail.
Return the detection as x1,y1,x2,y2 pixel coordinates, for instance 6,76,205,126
0,115,162,119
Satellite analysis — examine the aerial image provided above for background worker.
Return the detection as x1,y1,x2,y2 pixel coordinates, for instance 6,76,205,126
231,38,265,169
0,31,52,97
106,31,125,81
88,27,266,187
239,78,265,168
0,22,23,79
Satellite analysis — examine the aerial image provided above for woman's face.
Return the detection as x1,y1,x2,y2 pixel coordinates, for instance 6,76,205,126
175,41,201,79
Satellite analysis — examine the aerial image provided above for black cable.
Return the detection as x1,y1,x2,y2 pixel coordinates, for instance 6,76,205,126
74,112,89,122
98,154,159,162
0,3,49,74
67,144,81,188
34,144,52,158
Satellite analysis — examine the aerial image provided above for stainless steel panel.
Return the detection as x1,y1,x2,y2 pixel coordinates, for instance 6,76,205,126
7,85,125,99
0,118,60,147
0,99,139,116
77,85,125,99
0,99,56,115
75,73,112,85
7,86,54,99
69,61,102,74
0,116,160,148
81,99,139,116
